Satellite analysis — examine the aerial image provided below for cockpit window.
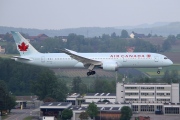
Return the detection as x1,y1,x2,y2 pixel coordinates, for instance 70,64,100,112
164,57,168,59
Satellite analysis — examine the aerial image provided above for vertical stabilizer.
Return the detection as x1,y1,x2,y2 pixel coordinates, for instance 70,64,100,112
11,31,39,56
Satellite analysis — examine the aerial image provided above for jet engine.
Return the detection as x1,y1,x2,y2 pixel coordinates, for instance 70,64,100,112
102,61,119,71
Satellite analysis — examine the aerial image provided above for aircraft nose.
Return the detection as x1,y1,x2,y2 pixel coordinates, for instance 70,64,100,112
169,59,173,65
166,59,173,66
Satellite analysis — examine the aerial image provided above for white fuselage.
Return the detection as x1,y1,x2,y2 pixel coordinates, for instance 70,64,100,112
15,52,173,69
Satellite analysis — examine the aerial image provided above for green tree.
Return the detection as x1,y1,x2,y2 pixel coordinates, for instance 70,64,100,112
162,40,171,51
43,97,56,102
86,102,98,120
61,109,73,120
93,79,115,93
4,32,13,42
170,70,179,83
111,32,117,38
51,79,69,101
0,58,51,95
120,30,129,38
147,33,152,37
30,70,58,100
79,112,89,120
72,77,82,93
167,35,176,44
162,70,171,84
79,82,88,94
0,81,6,115
0,80,16,115
4,42,18,54
6,95,17,113
0,80,8,114
131,39,157,52
176,34,180,39
120,106,132,120
102,34,110,41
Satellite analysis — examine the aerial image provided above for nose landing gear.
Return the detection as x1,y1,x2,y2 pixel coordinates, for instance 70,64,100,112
157,67,162,74
87,71,96,76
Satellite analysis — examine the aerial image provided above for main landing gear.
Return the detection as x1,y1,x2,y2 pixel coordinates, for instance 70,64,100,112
87,71,96,76
87,64,96,76
157,70,160,74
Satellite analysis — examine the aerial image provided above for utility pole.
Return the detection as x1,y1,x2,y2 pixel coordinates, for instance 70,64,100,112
115,71,118,102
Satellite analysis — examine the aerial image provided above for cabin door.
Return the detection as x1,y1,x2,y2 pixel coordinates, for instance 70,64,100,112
154,56,159,62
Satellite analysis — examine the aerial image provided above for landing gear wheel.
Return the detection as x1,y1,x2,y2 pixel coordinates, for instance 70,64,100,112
87,71,96,76
92,71,96,75
87,72,91,76
157,71,160,74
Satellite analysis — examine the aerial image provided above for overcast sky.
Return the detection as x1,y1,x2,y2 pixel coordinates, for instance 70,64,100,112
0,0,180,29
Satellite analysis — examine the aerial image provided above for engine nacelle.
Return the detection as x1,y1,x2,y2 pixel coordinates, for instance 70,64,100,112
102,61,119,71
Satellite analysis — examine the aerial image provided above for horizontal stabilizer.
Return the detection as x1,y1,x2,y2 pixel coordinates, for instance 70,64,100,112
11,56,32,61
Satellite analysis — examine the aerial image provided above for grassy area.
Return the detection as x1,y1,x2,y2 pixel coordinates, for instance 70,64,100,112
137,65,180,78
23,116,34,120
1,115,9,120
59,76,117,89
54,68,116,78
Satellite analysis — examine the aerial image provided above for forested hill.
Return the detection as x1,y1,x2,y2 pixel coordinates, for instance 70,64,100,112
0,22,180,37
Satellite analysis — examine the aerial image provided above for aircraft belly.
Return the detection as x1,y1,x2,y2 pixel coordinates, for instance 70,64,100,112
55,60,77,68
121,59,158,68
74,62,84,68
25,59,77,68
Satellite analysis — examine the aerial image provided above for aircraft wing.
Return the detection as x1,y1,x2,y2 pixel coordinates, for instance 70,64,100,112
60,49,102,67
11,56,32,61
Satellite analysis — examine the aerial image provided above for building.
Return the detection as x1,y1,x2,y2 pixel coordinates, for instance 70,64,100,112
40,102,72,119
29,34,49,41
40,101,131,120
126,47,135,52
116,82,180,114
84,93,116,103
16,95,39,109
40,82,180,120
66,93,84,106
70,102,131,120
0,46,5,54
116,83,179,103
130,32,145,38
56,36,68,42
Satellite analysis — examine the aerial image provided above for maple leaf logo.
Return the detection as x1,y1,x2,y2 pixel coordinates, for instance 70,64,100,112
18,42,29,53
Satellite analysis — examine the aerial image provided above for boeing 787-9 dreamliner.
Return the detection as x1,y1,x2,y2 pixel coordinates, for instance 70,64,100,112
11,31,173,76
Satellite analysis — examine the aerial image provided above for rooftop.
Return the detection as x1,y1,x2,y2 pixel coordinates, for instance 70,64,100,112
67,93,80,98
120,83,171,85
70,106,122,111
85,93,116,96
40,102,72,109
41,102,71,106
16,96,38,101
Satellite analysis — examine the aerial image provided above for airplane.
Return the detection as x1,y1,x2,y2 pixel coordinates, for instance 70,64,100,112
11,31,173,76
